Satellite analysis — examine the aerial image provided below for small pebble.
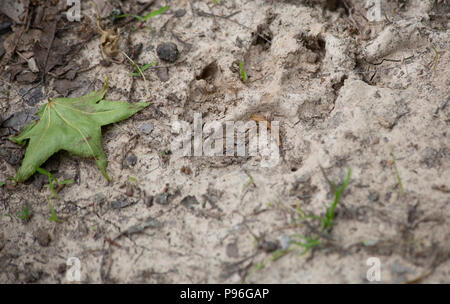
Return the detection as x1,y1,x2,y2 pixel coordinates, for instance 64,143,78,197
156,67,170,82
57,263,67,274
139,123,154,135
368,191,379,202
155,193,169,205
126,154,137,167
93,193,106,204
174,9,186,18
142,216,162,229
226,242,239,258
180,195,199,208
180,166,191,175
35,229,51,247
111,200,134,209
156,42,179,63
259,240,280,253
126,185,134,197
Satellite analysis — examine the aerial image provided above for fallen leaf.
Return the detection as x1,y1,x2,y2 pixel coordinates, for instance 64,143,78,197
9,78,149,182
97,19,121,58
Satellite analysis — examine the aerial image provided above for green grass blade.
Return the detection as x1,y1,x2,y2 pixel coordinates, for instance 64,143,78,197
141,5,169,21
48,201,61,223
322,168,351,232
239,60,248,82
130,62,157,76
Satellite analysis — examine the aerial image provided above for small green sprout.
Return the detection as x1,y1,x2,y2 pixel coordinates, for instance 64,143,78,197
239,60,248,82
242,171,255,191
48,201,62,223
254,168,351,272
17,205,32,222
391,151,404,196
271,249,292,261
254,262,265,271
129,62,157,77
118,5,170,22
321,168,351,232
290,235,321,255
37,168,74,199
138,5,169,21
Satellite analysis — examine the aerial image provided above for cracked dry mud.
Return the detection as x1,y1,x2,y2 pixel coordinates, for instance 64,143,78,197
1,0,449,283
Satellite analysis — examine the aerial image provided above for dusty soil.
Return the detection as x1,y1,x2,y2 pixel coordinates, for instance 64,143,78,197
0,0,449,283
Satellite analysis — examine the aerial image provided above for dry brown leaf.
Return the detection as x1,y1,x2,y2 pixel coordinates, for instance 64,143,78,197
97,19,120,58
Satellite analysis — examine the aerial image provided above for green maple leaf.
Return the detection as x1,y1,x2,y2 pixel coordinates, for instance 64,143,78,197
9,79,149,182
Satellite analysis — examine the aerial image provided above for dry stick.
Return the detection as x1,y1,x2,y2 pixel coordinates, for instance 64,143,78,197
147,59,187,70
365,56,414,66
319,166,337,193
15,51,29,62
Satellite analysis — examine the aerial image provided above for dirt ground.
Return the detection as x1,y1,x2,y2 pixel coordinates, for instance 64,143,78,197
0,0,449,283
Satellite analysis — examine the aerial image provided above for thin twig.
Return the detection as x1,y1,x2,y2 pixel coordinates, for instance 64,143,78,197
431,45,439,75
365,55,414,65
122,51,150,101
